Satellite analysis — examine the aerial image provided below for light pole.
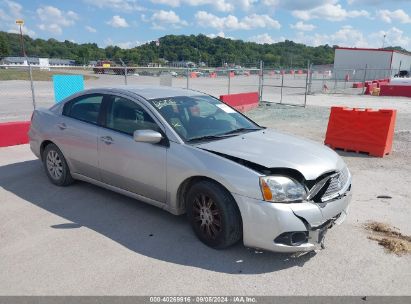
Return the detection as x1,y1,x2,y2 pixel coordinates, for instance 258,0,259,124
16,19,26,56
16,19,36,109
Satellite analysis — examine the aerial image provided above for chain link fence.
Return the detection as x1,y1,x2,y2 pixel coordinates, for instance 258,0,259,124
308,65,396,95
0,58,402,123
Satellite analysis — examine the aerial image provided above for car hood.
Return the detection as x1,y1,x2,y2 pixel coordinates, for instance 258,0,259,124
196,129,345,180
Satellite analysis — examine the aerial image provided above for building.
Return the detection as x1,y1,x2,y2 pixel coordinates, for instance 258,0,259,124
1,57,75,67
1,56,39,65
333,47,411,80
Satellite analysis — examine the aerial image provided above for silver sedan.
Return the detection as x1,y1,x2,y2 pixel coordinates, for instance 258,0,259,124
29,86,351,253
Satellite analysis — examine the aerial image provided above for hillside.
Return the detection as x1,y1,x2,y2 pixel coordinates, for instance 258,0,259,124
0,31,409,67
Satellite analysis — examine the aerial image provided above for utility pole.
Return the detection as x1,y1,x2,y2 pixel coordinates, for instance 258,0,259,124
16,19,36,109
16,19,26,56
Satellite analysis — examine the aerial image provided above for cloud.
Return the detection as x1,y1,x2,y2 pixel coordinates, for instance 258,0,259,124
348,0,410,4
206,31,235,39
85,25,97,32
377,9,411,24
263,0,336,10
0,0,36,36
290,21,316,31
294,25,369,47
248,33,284,44
106,15,129,28
195,11,281,30
292,2,370,21
370,27,411,48
2,0,22,18
150,10,188,29
36,5,78,35
83,0,145,12
150,0,262,11
104,38,142,49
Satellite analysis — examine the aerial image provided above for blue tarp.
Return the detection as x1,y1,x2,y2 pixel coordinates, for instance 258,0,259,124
53,75,84,103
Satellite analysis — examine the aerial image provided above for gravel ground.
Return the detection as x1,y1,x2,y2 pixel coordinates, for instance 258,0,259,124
0,75,411,295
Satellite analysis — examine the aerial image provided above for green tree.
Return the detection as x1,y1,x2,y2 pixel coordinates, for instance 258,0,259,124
0,34,10,58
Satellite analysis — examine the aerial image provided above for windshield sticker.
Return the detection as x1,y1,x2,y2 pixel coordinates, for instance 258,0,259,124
216,104,236,113
152,99,178,109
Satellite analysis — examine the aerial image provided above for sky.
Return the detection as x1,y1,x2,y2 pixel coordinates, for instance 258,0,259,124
0,0,410,50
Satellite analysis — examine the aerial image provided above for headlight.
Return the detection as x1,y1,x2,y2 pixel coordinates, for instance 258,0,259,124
259,176,307,203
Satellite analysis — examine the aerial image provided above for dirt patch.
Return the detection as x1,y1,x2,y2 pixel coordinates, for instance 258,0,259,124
364,221,411,256
0,69,98,81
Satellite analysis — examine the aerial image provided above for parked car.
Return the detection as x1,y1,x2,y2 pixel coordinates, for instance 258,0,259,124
394,70,410,78
29,86,351,253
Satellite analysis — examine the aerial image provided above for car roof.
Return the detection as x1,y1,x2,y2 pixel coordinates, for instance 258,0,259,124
88,85,205,100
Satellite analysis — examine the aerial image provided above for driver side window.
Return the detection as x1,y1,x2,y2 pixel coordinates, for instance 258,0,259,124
106,96,160,136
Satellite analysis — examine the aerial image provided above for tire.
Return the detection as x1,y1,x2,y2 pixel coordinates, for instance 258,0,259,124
186,180,242,249
42,143,74,186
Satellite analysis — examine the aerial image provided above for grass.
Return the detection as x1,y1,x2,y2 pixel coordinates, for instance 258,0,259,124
0,68,98,81
364,221,411,256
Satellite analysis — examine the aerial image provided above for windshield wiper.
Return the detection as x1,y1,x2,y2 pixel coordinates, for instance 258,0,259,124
218,127,261,136
186,134,234,143
186,128,260,143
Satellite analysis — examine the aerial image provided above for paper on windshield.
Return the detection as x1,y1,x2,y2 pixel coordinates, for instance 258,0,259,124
216,104,236,113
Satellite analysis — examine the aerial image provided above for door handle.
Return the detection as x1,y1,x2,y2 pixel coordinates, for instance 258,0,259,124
100,136,113,145
57,123,67,130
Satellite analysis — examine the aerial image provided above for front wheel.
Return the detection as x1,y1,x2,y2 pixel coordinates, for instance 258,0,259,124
186,181,242,249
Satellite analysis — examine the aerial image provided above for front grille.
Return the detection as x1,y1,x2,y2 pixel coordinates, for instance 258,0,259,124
321,167,350,202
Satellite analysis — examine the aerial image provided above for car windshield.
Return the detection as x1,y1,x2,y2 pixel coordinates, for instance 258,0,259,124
149,95,261,142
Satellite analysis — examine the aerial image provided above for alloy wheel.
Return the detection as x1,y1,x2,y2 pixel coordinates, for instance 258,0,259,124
46,150,63,180
192,193,222,239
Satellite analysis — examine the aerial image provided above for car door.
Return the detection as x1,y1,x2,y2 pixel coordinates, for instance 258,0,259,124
56,93,104,180
98,94,167,203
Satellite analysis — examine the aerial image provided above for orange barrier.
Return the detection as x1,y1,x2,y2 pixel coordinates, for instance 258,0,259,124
376,81,389,88
325,107,396,157
190,72,198,78
0,121,31,147
229,71,235,78
352,82,364,88
220,92,259,112
297,70,303,75
380,85,411,98
365,82,377,95
209,72,217,78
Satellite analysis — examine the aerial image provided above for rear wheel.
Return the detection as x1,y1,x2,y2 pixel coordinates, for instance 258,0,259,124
186,181,242,249
43,143,74,186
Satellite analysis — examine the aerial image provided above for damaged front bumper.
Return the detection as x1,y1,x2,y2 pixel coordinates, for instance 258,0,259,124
233,186,352,253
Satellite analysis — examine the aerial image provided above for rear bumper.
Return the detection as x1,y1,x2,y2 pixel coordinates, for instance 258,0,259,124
233,187,351,253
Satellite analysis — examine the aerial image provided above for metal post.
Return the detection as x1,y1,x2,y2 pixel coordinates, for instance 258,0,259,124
333,69,337,93
227,69,231,95
18,22,36,109
260,61,264,103
119,58,127,85
361,64,368,95
27,61,36,109
124,66,128,85
186,67,189,89
304,60,309,107
308,63,313,95
258,61,262,101
280,73,284,104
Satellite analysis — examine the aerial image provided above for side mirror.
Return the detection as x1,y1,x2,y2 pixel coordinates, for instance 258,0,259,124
133,129,163,144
